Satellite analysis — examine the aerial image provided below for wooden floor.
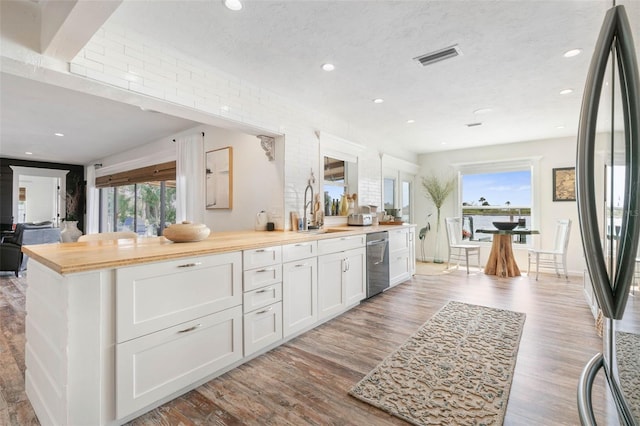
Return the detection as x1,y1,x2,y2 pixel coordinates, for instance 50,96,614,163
0,265,633,425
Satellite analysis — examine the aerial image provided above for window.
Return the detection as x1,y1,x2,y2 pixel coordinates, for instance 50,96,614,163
323,155,358,216
459,166,533,244
99,181,176,236
384,178,395,212
401,180,411,222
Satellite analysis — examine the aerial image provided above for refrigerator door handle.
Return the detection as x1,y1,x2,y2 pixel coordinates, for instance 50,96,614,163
577,353,604,426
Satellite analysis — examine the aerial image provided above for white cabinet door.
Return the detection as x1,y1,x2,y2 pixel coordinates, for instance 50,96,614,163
116,252,242,343
344,247,366,307
116,306,243,418
317,252,346,320
282,257,317,337
243,301,283,357
390,253,411,286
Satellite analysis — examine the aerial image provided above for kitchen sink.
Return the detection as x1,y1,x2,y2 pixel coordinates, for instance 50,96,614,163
298,228,350,234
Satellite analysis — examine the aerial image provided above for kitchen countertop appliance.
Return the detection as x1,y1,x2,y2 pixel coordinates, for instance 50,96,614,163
366,231,389,298
348,213,373,226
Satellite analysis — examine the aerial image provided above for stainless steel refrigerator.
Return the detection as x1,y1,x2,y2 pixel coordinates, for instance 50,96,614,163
576,4,640,425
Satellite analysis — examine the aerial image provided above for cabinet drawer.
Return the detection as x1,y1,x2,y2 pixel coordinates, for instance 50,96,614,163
243,246,282,270
282,241,317,262
116,305,243,419
243,283,282,314
243,265,282,291
390,253,411,285
244,301,282,357
317,235,366,255
116,252,242,343
389,228,410,252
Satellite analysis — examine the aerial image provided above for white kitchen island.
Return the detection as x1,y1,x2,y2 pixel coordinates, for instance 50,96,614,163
22,225,415,425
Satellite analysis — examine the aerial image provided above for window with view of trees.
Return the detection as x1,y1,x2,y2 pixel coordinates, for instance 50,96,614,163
460,169,532,243
99,181,176,236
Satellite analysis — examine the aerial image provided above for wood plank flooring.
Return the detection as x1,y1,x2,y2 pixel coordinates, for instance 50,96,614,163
0,265,633,425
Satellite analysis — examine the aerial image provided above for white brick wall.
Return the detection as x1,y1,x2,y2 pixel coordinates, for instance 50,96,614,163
70,24,408,229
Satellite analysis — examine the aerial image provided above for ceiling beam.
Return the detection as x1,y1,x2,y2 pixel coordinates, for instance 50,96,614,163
40,0,122,61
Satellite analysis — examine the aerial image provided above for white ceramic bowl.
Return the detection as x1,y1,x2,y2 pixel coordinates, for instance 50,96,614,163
163,221,211,242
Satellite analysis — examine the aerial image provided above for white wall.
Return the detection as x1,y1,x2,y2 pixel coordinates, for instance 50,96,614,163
203,127,285,231
19,175,58,223
416,135,587,275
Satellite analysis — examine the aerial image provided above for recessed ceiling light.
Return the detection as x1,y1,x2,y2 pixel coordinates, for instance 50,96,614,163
559,89,573,95
373,98,384,104
407,119,415,124
563,49,582,58
441,142,447,145
557,125,565,129
322,63,335,71
25,151,33,155
54,132,64,137
473,108,493,115
221,105,230,112
223,0,242,11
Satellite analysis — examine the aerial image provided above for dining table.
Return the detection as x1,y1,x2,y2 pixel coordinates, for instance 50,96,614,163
476,228,540,277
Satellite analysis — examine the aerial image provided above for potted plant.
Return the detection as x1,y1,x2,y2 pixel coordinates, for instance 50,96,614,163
421,174,455,263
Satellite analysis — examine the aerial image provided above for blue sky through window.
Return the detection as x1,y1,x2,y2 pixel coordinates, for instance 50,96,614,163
462,170,531,207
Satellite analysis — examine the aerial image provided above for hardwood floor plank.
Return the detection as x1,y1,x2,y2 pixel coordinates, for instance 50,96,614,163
1,268,633,425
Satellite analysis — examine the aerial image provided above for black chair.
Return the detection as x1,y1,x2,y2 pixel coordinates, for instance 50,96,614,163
0,222,61,276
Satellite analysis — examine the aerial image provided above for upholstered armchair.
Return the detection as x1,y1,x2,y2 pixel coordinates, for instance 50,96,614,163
0,222,62,276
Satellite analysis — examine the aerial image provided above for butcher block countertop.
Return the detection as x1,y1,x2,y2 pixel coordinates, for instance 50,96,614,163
22,224,414,275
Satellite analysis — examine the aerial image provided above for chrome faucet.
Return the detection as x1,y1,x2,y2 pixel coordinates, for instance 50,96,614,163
302,170,316,231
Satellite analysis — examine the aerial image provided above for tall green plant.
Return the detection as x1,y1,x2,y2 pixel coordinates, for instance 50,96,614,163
421,175,455,263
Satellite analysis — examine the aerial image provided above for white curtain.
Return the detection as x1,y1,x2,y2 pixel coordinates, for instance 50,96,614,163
85,164,100,233
176,133,205,224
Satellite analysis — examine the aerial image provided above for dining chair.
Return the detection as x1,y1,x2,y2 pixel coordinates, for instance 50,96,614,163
77,231,138,242
527,219,571,280
445,217,481,274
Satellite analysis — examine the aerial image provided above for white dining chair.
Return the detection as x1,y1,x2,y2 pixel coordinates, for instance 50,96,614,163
527,219,571,280
445,217,481,274
78,231,138,242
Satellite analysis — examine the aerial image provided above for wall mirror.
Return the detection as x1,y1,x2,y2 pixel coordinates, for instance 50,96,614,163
322,155,358,216
206,147,232,209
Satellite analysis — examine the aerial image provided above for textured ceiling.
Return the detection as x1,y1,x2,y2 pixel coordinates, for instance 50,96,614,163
1,0,638,165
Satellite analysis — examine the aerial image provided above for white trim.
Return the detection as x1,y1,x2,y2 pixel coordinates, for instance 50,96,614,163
381,153,420,175
451,156,543,174
94,148,175,177
318,131,364,163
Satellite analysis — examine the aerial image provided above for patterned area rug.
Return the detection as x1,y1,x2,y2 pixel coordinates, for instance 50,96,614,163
349,301,526,425
616,331,640,421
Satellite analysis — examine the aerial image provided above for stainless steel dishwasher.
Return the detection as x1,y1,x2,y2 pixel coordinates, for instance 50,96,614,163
366,231,389,298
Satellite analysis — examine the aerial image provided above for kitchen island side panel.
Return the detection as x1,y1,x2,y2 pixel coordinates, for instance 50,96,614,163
25,260,116,426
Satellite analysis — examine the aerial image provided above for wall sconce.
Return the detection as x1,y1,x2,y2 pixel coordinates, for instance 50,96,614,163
258,135,275,161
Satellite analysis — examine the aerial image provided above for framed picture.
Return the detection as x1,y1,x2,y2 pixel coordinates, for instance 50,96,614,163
552,167,576,201
206,147,233,209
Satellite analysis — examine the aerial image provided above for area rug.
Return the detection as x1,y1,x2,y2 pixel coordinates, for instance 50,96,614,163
615,331,640,421
349,301,526,425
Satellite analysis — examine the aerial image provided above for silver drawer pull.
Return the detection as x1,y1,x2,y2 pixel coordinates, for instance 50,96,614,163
256,287,272,293
255,248,273,253
177,324,202,333
257,267,275,273
177,262,202,268
295,263,308,268
257,306,273,315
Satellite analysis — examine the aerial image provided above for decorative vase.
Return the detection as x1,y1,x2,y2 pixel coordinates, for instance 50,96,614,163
61,220,83,242
433,209,443,263
163,221,210,242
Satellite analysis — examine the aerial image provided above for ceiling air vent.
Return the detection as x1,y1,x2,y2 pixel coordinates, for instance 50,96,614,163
413,44,462,67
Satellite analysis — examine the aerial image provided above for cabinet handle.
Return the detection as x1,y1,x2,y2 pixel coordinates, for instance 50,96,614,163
294,243,307,247
256,287,272,293
255,248,273,253
257,267,275,273
295,263,309,268
257,306,273,315
177,324,202,333
177,262,202,268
